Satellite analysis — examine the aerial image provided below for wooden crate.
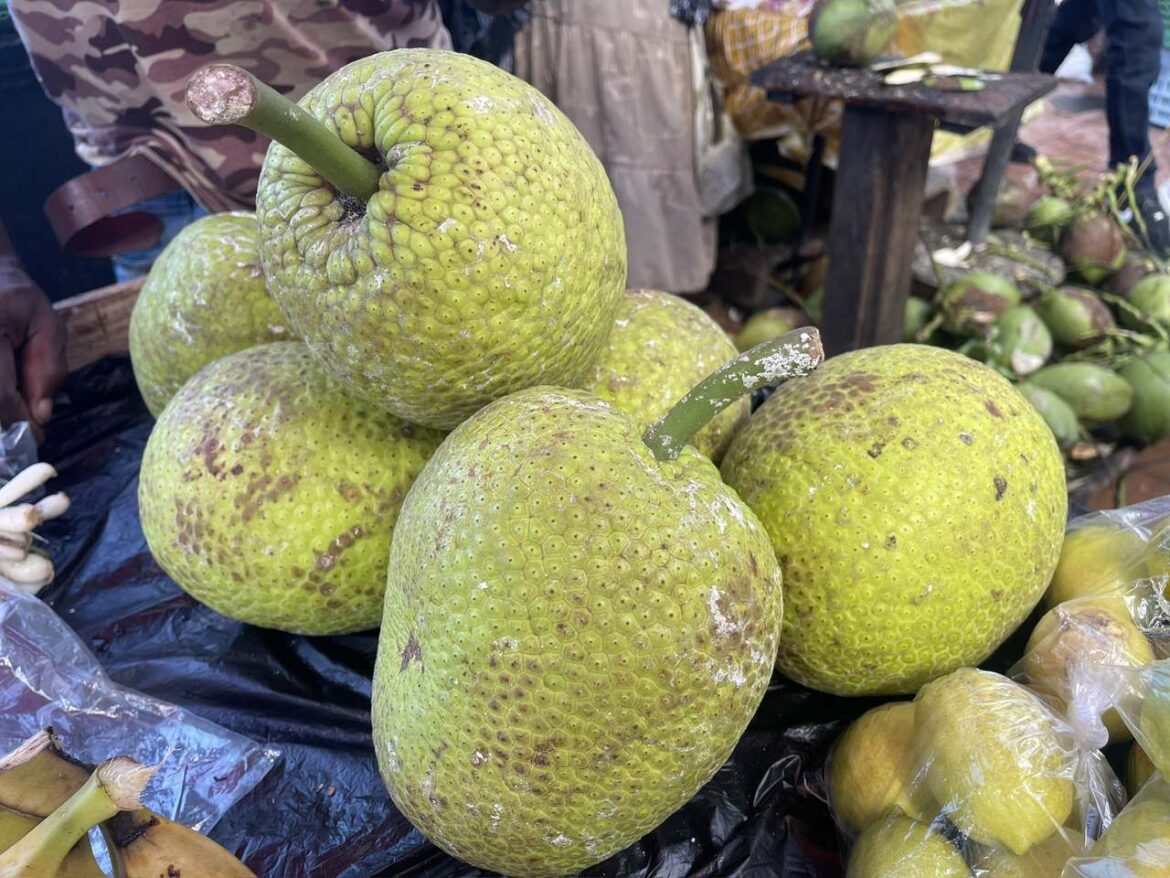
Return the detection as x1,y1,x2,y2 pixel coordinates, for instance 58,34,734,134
54,277,143,374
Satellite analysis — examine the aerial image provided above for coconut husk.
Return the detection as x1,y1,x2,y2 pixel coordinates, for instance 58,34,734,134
913,221,1065,298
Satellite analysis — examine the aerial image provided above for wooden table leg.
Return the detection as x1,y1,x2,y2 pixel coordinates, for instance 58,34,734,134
966,0,1058,243
822,107,935,356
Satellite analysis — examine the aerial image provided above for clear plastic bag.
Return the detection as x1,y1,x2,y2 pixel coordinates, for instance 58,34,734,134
826,667,1122,877
823,496,1170,878
1040,496,1170,613
1063,774,1170,877
1010,580,1169,752
0,580,278,832
0,423,39,479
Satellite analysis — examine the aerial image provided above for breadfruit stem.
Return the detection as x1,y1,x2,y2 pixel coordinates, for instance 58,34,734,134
185,64,381,202
643,327,824,461
0,758,153,878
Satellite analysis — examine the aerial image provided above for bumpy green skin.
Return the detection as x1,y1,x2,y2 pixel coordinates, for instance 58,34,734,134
846,815,969,878
139,343,442,634
372,387,782,877
255,50,626,430
582,290,748,463
914,669,1075,855
721,344,1066,696
129,213,294,417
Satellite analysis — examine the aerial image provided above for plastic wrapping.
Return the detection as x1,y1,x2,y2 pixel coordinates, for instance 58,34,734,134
824,667,1121,877
0,422,39,483
818,499,1170,877
0,579,278,832
1064,774,1170,877
35,356,867,877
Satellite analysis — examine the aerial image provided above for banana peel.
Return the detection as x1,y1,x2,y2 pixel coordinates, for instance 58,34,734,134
104,810,254,878
0,807,103,878
0,757,152,878
0,731,254,878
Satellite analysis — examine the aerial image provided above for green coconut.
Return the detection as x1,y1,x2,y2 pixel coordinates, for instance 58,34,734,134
1017,383,1080,450
988,305,1053,375
937,272,1021,337
1034,287,1115,349
1060,213,1126,284
1025,196,1075,246
1029,363,1134,424
1119,352,1170,444
1123,275,1170,333
808,0,898,67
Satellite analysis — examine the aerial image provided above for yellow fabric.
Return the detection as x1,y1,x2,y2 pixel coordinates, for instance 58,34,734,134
706,0,1035,166
896,0,1031,160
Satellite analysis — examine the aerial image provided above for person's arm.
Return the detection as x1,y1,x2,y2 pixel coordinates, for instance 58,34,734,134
469,0,528,13
0,221,66,437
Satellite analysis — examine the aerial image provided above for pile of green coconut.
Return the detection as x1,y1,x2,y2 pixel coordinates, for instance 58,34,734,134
737,160,1170,458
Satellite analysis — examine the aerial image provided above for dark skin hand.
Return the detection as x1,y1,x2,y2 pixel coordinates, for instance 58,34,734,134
0,220,66,441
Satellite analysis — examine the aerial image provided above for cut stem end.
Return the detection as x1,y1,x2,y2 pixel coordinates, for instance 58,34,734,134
643,327,825,461
185,63,382,202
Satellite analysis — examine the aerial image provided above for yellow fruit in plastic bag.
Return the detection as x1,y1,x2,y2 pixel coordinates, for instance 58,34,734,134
914,668,1075,855
1143,520,1169,583
1021,595,1154,742
830,702,937,834
846,814,969,878
1069,797,1170,877
1045,525,1149,608
1128,742,1156,798
1138,664,1170,778
976,829,1087,878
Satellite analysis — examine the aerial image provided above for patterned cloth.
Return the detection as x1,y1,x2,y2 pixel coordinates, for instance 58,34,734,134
706,3,842,164
10,1,452,212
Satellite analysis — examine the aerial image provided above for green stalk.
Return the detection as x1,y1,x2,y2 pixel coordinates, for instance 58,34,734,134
0,758,153,878
643,327,824,461
185,64,381,202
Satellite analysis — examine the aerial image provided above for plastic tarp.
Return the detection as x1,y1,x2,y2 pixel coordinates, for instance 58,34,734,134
21,356,1049,877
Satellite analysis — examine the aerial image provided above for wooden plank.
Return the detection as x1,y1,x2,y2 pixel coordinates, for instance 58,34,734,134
751,51,1056,129
822,107,935,355
54,277,143,374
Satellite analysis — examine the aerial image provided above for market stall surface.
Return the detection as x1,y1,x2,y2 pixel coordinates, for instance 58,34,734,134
28,358,875,878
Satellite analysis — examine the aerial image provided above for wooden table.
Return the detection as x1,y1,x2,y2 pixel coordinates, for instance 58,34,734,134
751,52,1055,355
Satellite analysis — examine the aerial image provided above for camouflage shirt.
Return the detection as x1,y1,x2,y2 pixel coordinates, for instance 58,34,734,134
11,1,452,211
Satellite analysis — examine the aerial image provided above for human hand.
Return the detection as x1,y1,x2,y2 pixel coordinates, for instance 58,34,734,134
0,280,66,440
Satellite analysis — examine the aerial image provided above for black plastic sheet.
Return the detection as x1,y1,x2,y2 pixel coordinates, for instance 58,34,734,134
37,356,903,877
